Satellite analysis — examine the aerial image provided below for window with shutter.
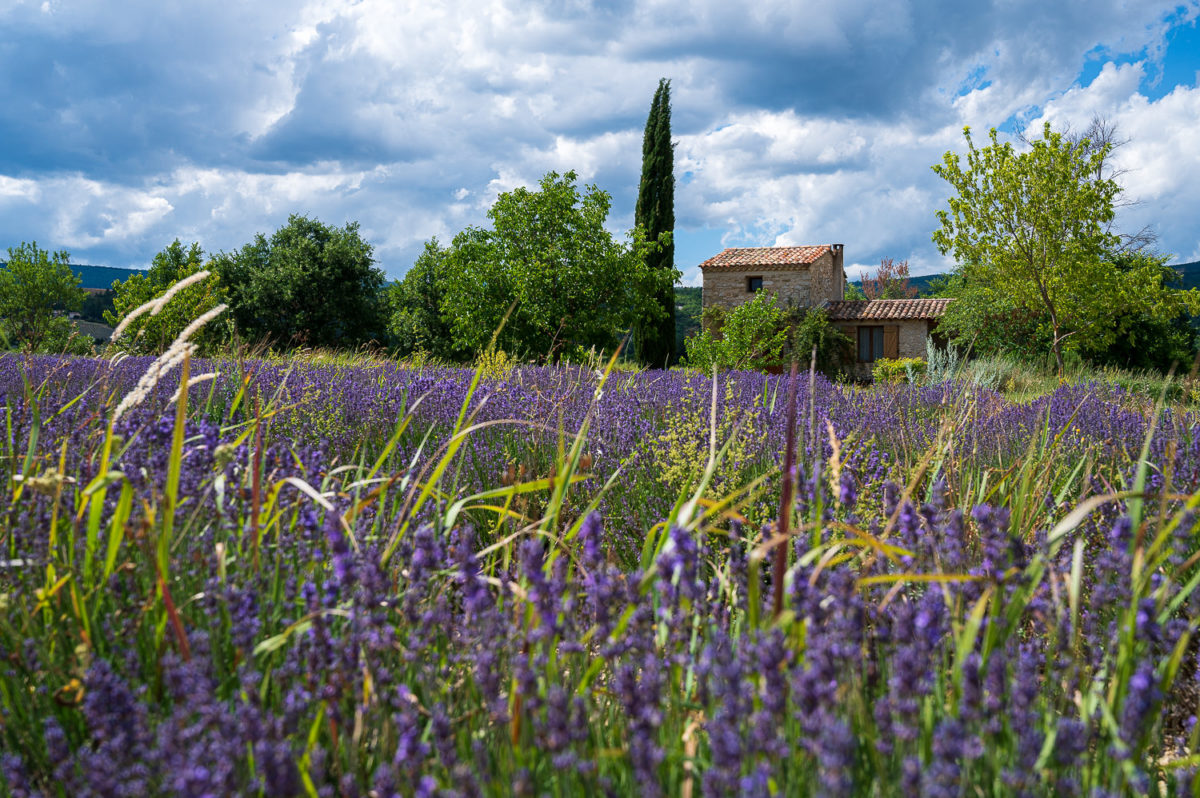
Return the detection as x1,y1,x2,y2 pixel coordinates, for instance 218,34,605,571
884,326,899,359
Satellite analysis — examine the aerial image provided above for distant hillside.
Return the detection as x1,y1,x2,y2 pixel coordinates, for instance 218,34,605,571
0,261,146,292
851,273,946,296
72,264,146,292
850,261,1200,295
1169,260,1200,290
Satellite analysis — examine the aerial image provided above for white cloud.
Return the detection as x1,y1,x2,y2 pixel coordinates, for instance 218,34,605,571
0,0,1197,279
1024,68,1200,263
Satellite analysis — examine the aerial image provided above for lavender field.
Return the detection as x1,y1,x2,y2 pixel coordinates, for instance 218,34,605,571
2,351,1200,796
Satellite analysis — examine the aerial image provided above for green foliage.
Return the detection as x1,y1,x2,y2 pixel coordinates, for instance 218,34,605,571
105,240,230,356
386,239,465,361
921,273,958,298
843,281,867,300
212,215,387,349
1087,252,1199,373
44,319,98,355
872,357,926,385
0,242,85,352
79,289,115,323
933,251,1200,373
789,305,854,378
929,271,1055,359
683,295,852,376
439,171,675,363
683,292,788,373
673,286,702,357
932,122,1200,373
634,78,676,368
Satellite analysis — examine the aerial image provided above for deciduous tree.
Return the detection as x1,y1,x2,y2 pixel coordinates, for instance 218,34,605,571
440,171,674,363
932,122,1200,374
683,293,851,376
212,215,387,349
0,242,86,352
105,240,230,355
861,257,918,299
386,239,465,361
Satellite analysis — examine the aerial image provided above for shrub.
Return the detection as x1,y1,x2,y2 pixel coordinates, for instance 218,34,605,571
683,295,852,378
924,336,961,383
872,357,926,384
682,291,788,373
788,305,854,379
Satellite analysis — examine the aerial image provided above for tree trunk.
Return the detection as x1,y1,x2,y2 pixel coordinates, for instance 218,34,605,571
1052,332,1065,376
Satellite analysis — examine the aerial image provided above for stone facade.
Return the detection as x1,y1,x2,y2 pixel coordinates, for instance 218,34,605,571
700,245,845,313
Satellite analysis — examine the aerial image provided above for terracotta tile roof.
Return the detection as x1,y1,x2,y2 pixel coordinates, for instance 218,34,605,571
699,246,832,270
823,298,953,321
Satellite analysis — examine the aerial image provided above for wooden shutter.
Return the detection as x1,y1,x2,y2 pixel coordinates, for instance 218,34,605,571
837,325,856,339
883,326,899,359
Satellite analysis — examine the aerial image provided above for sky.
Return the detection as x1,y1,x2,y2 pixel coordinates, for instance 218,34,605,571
1,0,1198,285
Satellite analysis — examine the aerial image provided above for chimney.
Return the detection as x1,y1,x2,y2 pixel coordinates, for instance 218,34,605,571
831,244,845,298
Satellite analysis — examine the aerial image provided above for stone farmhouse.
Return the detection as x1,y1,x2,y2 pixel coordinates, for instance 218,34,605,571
698,245,951,378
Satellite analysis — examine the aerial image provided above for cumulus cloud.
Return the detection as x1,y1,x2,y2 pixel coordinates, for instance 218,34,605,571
0,0,1196,277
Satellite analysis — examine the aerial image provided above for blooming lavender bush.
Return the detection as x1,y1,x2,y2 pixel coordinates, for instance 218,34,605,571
1,349,1199,796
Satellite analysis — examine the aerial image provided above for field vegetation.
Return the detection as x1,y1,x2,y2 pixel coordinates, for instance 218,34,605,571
2,339,1200,795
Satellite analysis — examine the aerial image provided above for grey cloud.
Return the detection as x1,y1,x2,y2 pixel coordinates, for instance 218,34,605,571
0,0,1196,280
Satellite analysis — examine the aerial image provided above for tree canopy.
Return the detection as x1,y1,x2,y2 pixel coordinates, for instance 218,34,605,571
932,122,1199,373
0,242,86,352
105,240,230,356
438,171,675,363
386,239,465,361
212,215,387,349
634,78,676,368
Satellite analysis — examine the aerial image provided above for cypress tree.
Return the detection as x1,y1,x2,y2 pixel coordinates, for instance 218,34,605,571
634,78,676,367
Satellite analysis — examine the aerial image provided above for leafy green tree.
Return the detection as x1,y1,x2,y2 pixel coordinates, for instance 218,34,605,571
924,271,1054,360
386,239,465,360
683,293,851,376
440,171,674,363
634,78,676,368
0,242,86,352
684,292,788,373
212,215,387,349
105,240,230,356
932,122,1200,374
1086,252,1198,373
789,305,854,378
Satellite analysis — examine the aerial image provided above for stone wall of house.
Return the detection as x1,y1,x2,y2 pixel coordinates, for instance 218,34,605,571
897,320,931,358
701,268,811,311
702,250,843,312
808,249,845,306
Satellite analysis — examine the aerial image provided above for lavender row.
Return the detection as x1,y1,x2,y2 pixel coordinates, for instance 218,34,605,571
0,352,1197,796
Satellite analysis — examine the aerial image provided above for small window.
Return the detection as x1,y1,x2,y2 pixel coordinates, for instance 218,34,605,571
858,326,885,363
747,276,763,292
